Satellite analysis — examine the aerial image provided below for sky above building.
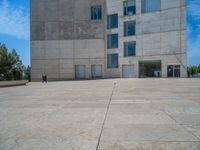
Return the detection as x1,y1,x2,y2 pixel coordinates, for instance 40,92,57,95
0,0,199,66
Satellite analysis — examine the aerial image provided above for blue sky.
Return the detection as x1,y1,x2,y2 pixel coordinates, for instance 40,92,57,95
0,0,199,66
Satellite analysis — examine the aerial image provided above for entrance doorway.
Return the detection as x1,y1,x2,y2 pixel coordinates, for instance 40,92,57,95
75,65,86,79
167,65,180,77
139,60,161,78
91,65,102,79
122,65,135,78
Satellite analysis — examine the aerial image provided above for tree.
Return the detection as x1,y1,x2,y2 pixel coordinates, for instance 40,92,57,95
0,43,24,81
187,65,200,77
198,64,200,73
23,66,31,81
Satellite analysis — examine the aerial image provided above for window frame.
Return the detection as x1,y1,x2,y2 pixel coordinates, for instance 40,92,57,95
141,0,161,13
107,14,118,29
107,34,118,49
91,5,102,20
124,20,136,37
124,0,136,16
124,41,136,57
107,54,119,68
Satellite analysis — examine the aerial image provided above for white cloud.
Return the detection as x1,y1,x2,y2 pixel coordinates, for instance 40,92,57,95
0,0,30,40
187,0,200,19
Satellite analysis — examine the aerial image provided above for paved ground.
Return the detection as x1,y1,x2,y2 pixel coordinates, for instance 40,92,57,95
0,79,200,150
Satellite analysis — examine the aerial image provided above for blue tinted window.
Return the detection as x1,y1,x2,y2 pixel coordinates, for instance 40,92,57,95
124,41,136,57
124,0,136,16
142,0,161,13
107,54,119,68
107,34,118,49
124,21,135,36
91,6,102,20
107,14,118,29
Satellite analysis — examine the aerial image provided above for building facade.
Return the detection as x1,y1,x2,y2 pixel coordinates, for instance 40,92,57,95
31,0,187,81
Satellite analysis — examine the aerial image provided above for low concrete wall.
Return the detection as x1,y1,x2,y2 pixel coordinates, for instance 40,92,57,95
0,80,28,88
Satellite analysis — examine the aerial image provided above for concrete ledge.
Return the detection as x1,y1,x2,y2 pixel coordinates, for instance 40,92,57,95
0,80,28,88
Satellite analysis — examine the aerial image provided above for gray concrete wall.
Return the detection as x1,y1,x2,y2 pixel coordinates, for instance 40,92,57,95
31,0,106,81
31,0,187,80
105,0,187,78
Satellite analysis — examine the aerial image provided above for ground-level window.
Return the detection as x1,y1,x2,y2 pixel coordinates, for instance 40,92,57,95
75,65,86,79
167,65,180,77
107,54,119,68
91,64,102,79
141,0,161,13
124,20,136,36
91,6,102,20
107,14,118,29
107,34,118,49
124,0,136,16
124,41,136,57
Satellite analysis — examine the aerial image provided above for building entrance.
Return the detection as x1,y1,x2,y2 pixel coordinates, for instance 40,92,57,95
139,60,161,78
167,65,180,77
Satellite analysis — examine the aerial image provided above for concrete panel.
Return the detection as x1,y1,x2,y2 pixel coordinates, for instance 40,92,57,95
45,22,60,40
60,22,74,40
44,0,59,21
137,12,161,35
161,8,181,32
31,47,45,60
88,39,105,58
74,40,89,59
161,31,181,54
74,0,90,21
31,22,45,41
105,69,121,78
30,0,45,21
161,0,181,10
141,33,161,55
75,21,104,39
59,0,74,21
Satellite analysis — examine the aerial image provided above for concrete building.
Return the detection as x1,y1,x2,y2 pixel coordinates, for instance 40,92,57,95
30,0,187,81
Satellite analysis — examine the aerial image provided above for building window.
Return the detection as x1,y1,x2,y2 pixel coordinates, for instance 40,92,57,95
107,34,118,49
142,0,161,13
124,21,135,36
107,14,118,29
75,65,86,79
124,0,136,16
107,54,119,68
91,6,102,20
124,41,136,57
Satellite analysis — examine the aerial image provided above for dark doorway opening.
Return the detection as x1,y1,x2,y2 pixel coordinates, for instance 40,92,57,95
167,65,180,78
139,60,161,78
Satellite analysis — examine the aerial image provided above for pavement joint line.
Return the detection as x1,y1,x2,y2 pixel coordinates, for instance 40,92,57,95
161,107,200,141
96,81,117,150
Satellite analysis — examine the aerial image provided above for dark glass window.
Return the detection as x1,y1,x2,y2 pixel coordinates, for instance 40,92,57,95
107,54,119,68
124,21,135,36
107,34,118,49
91,6,102,20
124,41,136,57
167,65,180,77
124,0,136,16
107,14,118,29
142,0,161,13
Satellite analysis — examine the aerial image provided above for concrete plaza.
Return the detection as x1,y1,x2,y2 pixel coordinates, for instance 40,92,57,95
0,79,200,150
